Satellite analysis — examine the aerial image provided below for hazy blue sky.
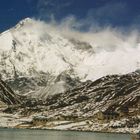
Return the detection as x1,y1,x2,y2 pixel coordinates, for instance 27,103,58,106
0,0,140,32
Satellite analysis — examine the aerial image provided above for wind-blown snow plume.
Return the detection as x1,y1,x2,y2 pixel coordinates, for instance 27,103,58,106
0,18,140,81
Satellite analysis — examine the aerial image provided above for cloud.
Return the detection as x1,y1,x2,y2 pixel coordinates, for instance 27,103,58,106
32,16,139,52
28,0,140,46
32,0,140,32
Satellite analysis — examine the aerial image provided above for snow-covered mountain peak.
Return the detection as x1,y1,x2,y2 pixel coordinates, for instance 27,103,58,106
1,18,140,96
0,18,94,82
20,17,33,23
14,17,35,29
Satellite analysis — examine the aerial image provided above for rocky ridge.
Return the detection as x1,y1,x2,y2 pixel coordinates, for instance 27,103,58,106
44,71,140,118
0,71,139,133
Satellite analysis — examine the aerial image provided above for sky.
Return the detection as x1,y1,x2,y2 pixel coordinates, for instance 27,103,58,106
0,0,140,32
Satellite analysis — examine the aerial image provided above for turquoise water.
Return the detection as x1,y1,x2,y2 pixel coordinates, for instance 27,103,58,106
0,128,131,140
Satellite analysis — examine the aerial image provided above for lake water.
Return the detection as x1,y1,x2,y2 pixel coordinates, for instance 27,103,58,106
0,128,131,140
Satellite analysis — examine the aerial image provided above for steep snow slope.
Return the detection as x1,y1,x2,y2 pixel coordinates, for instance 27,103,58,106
0,18,96,80
0,18,140,96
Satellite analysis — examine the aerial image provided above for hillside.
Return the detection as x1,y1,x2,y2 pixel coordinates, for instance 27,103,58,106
0,71,139,133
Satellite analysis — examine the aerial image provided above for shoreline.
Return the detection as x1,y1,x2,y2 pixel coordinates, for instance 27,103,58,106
0,126,132,135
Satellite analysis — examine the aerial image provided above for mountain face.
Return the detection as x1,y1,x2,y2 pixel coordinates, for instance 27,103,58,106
44,71,140,117
0,18,140,98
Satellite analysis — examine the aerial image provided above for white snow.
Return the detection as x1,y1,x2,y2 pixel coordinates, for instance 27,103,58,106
52,121,86,130
0,18,140,82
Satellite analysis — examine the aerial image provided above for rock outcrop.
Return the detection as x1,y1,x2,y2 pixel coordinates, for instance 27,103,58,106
0,79,21,105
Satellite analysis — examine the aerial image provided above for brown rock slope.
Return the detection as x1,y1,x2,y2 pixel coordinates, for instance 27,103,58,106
45,71,140,117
